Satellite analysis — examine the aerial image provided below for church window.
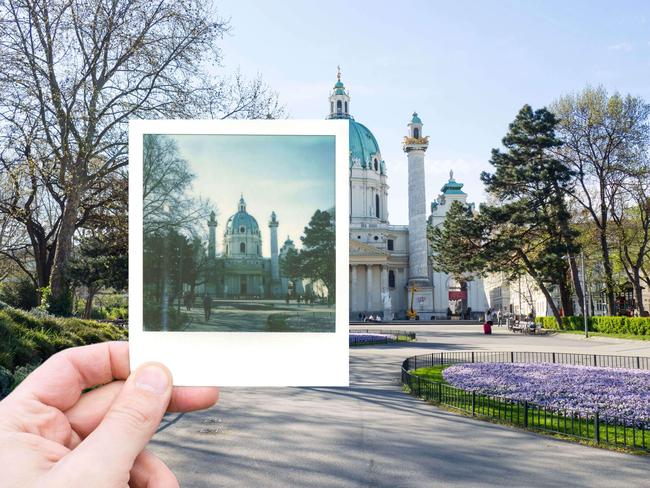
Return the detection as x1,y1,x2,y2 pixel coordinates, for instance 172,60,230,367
387,239,394,251
240,242,246,253
375,194,380,218
336,100,342,114
357,235,361,239
414,127,420,138
373,158,378,171
373,235,378,241
388,270,395,288
240,226,245,233
344,101,348,113
330,101,333,113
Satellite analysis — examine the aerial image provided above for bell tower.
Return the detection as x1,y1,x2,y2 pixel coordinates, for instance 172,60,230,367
328,66,351,119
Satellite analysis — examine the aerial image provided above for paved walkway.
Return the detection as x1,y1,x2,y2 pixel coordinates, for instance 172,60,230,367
150,324,650,487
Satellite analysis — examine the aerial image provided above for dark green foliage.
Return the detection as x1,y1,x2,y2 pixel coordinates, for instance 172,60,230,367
429,201,482,275
0,277,38,310
536,316,650,335
0,366,13,398
142,302,188,331
430,105,579,326
11,362,41,389
300,210,335,301
143,229,198,311
0,306,127,372
280,247,302,282
68,231,128,293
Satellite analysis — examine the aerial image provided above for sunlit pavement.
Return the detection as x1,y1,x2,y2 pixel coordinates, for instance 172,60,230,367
150,323,650,487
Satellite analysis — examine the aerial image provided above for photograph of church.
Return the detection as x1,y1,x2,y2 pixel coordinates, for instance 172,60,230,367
142,133,336,332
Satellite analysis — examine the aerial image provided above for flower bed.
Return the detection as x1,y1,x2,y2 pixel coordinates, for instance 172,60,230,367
443,362,650,424
349,333,396,345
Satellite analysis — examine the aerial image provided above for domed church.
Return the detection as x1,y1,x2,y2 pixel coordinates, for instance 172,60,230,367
203,195,301,298
329,67,488,319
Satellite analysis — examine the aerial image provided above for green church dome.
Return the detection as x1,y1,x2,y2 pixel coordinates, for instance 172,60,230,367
349,119,384,173
225,196,260,235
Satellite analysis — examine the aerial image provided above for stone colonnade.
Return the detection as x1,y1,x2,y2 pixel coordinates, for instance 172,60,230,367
350,263,390,312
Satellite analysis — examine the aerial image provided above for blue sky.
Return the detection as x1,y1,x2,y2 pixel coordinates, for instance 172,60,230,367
173,135,335,254
213,0,650,224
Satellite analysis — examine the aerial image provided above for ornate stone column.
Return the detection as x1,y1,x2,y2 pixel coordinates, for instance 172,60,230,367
366,264,373,312
350,265,358,312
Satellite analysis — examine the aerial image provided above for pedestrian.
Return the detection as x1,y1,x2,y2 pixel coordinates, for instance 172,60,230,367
203,293,212,322
497,309,502,327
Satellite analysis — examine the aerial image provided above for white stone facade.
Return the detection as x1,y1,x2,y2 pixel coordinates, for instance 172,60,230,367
333,72,488,320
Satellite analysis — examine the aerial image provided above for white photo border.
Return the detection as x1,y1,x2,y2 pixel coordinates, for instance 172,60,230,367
129,119,349,386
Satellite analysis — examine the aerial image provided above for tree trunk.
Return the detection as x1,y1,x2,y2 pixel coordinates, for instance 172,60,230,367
519,251,562,327
558,278,574,316
84,287,97,319
49,186,82,315
598,227,616,315
632,268,645,315
568,255,585,315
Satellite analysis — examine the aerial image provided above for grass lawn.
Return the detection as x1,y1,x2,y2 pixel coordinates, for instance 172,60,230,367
558,330,650,341
408,364,650,454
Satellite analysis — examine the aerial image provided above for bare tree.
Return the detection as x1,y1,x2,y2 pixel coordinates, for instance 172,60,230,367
552,86,650,314
0,0,283,313
612,166,650,315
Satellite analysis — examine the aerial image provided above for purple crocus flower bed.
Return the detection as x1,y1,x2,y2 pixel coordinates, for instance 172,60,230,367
443,362,650,424
349,333,396,345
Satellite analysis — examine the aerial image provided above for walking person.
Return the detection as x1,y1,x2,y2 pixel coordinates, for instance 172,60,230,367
203,293,212,322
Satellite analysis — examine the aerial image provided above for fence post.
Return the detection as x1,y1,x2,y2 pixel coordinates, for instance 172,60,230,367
524,401,529,428
414,356,417,371
552,352,556,364
438,382,442,402
417,376,421,397
594,411,600,444
510,351,514,363
440,352,444,365
472,391,476,416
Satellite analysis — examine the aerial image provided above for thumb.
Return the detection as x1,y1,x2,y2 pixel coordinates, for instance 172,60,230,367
67,362,173,474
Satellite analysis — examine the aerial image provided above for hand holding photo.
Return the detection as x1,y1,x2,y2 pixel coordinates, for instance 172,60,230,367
129,120,349,386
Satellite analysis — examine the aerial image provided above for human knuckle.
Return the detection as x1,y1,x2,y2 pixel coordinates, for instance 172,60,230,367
107,402,155,430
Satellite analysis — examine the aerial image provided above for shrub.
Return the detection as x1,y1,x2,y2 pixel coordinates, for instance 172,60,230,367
536,316,650,335
11,362,41,389
0,305,127,372
0,277,38,311
0,366,13,399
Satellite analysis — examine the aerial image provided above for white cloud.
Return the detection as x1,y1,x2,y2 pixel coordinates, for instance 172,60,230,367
608,42,633,52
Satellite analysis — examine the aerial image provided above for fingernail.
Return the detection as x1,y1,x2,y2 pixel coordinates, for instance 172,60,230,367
135,364,170,395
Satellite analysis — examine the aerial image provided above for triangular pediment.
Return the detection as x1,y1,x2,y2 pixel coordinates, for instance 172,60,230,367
350,239,390,256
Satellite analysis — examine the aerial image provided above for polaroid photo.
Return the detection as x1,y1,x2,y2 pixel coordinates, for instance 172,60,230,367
129,120,349,386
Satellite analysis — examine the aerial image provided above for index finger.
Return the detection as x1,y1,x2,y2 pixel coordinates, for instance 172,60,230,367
12,341,130,411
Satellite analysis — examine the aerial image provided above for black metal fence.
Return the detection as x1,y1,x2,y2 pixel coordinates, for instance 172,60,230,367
407,350,650,370
349,330,416,346
401,351,650,452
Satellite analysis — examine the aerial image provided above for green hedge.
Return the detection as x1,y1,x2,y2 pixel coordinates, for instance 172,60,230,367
0,305,127,397
535,316,650,335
